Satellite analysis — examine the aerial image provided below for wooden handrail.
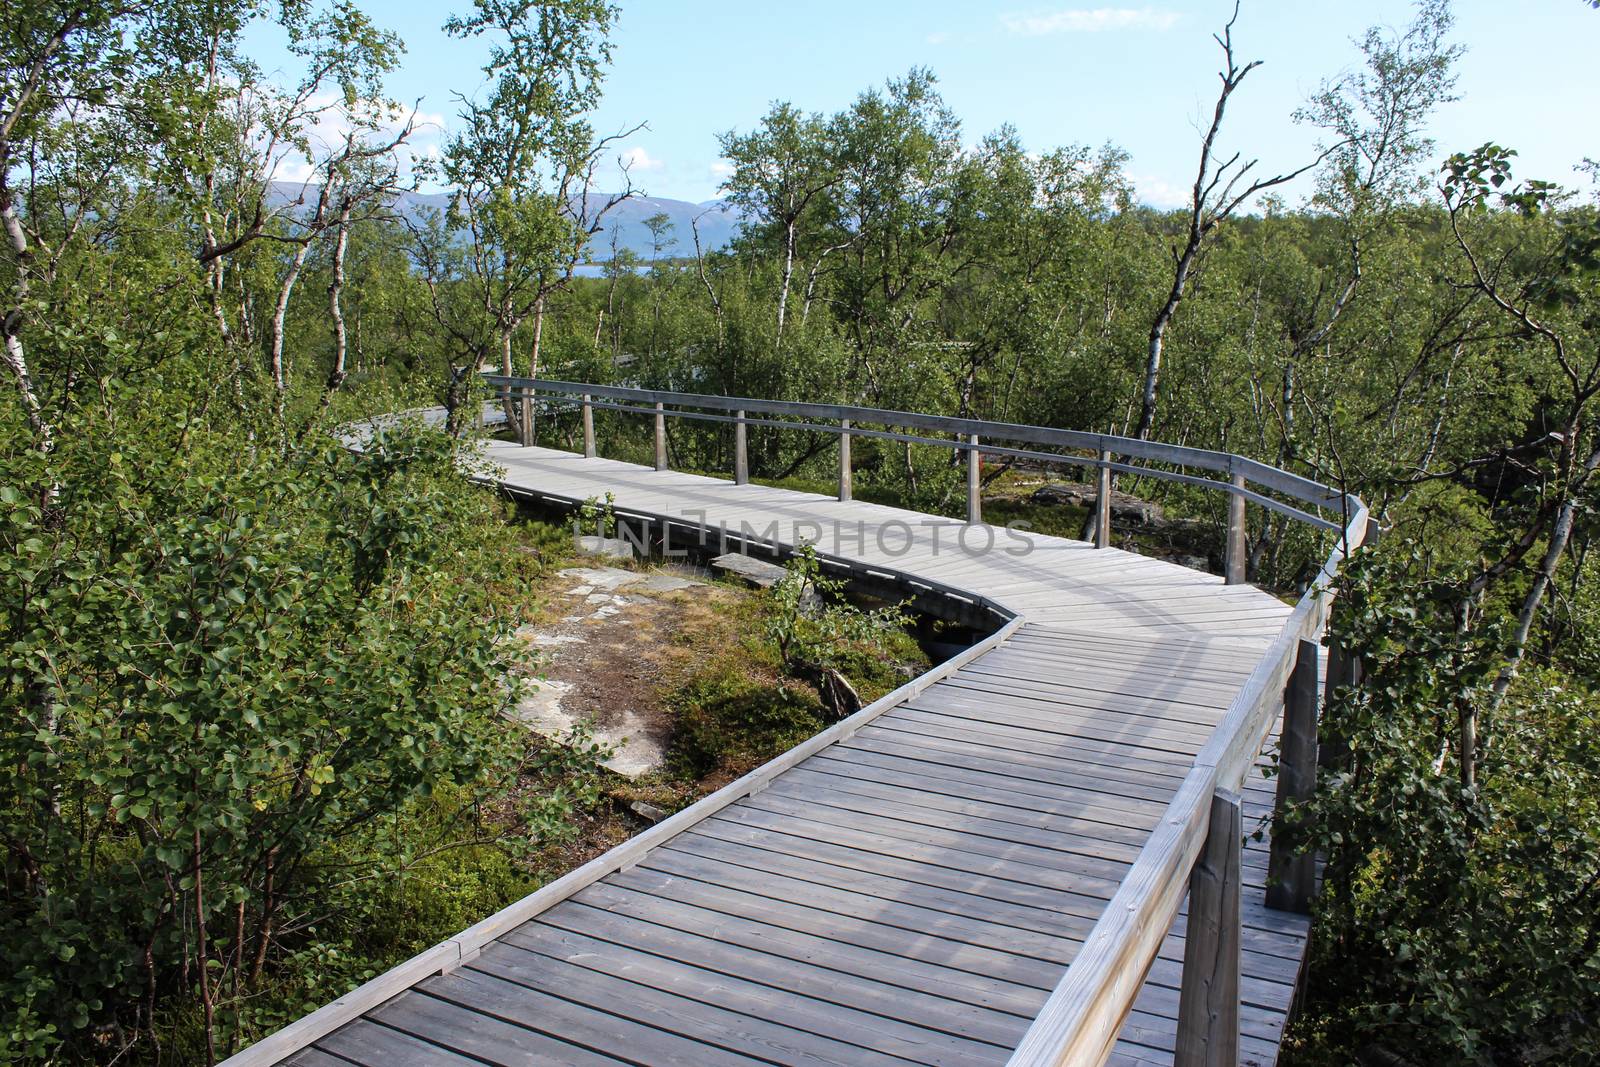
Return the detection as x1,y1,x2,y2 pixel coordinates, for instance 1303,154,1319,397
1005,500,1371,1067
480,375,1358,536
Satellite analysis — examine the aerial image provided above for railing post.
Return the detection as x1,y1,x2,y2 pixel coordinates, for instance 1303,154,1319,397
581,393,595,458
1321,521,1374,771
1094,450,1112,549
654,402,667,471
733,410,748,485
967,434,981,524
1267,639,1320,913
1176,788,1242,1067
518,386,535,447
839,418,852,502
1224,470,1247,585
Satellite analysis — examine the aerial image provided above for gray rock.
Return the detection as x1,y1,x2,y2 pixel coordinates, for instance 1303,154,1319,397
1029,482,1165,526
630,572,703,594
1030,483,1094,509
576,536,635,561
711,552,790,589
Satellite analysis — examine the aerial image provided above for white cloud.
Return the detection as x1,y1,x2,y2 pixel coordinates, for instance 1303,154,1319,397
1001,7,1180,35
262,91,448,187
620,145,665,172
925,31,952,45
709,160,735,179
1131,173,1189,210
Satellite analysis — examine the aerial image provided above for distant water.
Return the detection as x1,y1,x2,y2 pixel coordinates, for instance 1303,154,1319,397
572,262,649,278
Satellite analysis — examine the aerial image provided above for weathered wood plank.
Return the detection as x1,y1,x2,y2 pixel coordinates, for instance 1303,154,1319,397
418,968,761,1066
467,941,908,1067
538,901,1022,1057
498,923,976,1065
365,989,627,1066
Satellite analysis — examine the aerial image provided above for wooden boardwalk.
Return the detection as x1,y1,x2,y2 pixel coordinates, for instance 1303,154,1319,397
242,442,1316,1067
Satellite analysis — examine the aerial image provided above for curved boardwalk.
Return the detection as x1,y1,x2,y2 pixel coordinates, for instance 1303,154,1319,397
240,442,1313,1067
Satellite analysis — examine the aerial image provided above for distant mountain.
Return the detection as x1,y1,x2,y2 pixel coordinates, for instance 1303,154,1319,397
264,182,747,260
590,195,745,261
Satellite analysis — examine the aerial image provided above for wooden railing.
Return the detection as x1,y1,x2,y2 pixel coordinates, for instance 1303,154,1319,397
481,375,1357,584
481,374,1373,1066
1007,501,1371,1066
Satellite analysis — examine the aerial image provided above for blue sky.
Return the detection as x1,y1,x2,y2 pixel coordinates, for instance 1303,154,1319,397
249,1,1598,207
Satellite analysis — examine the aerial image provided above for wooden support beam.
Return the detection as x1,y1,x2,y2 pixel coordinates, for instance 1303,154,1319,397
1319,641,1356,772
581,393,595,458
734,410,748,485
967,434,981,525
1094,451,1112,550
519,387,534,447
1267,639,1319,914
839,418,853,502
654,402,667,471
1225,472,1247,585
1175,788,1242,1067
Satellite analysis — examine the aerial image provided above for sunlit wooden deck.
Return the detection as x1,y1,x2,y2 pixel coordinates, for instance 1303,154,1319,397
229,432,1325,1067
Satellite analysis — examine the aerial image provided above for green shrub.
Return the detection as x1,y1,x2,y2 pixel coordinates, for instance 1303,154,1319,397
0,407,526,1063
666,662,827,779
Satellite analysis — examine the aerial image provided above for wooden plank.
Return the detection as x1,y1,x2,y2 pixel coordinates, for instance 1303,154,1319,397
870,715,1206,789
538,901,1023,1056
498,923,974,1066
706,802,1126,902
774,766,1151,854
417,968,759,1066
979,644,1259,689
886,699,1205,760
641,845,1298,1018
761,775,1147,865
283,1050,354,1067
927,677,1229,734
467,940,911,1067
768,769,1266,882
313,1015,515,1066
809,747,1172,828
676,825,1303,969
615,859,1069,994
569,881,1045,1022
366,988,625,1066
844,731,1185,812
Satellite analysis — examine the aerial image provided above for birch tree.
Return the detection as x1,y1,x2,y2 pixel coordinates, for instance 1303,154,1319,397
1133,1,1334,441
426,0,633,434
